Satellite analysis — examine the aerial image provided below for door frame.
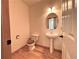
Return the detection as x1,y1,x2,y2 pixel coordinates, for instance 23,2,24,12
1,0,11,59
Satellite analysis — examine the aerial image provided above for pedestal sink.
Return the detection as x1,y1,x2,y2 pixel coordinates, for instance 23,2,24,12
45,12,62,53
46,32,60,53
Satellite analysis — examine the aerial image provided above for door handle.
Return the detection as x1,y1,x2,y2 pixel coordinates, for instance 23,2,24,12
59,35,63,38
7,40,11,45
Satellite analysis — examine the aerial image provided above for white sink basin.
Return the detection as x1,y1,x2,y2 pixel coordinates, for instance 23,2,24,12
46,32,59,39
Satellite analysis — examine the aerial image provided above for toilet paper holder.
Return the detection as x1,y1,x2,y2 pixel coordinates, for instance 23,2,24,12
16,35,20,39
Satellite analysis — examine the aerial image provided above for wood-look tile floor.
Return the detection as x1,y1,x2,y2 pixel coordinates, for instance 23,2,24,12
12,46,62,59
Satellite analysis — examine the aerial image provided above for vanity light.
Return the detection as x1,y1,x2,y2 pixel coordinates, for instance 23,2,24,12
48,7,56,13
51,7,55,12
48,8,52,13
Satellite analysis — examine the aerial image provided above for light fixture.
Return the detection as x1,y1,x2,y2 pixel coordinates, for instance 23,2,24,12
48,7,56,13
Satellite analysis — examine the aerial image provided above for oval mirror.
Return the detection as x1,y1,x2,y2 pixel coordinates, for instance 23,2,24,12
46,13,58,31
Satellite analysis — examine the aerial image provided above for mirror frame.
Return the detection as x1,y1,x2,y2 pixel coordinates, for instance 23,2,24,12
46,13,58,30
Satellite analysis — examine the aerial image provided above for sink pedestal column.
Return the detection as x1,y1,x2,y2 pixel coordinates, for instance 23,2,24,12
50,38,54,53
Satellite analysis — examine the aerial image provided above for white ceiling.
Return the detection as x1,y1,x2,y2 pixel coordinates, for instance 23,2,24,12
23,0,42,5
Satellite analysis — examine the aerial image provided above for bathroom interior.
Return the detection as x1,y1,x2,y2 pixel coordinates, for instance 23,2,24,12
8,0,77,59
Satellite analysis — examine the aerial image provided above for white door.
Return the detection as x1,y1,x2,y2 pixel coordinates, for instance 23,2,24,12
62,0,77,59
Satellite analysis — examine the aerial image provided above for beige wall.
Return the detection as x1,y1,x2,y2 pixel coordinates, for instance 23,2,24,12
30,0,62,50
9,0,30,53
